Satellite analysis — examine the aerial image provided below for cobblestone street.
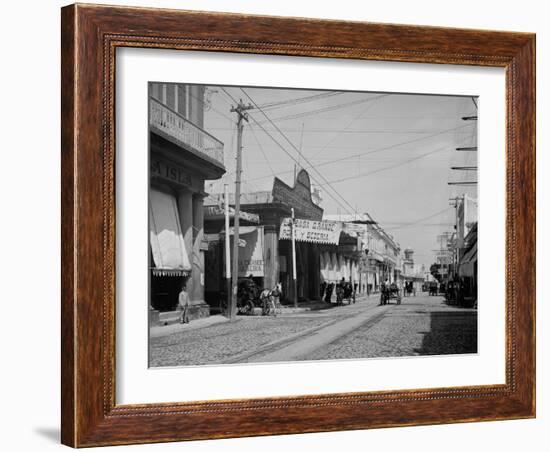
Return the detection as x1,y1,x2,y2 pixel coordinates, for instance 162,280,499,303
307,295,477,361
150,293,477,367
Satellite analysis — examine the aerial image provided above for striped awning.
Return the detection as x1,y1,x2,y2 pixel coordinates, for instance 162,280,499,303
150,268,189,277
149,189,191,274
459,242,477,277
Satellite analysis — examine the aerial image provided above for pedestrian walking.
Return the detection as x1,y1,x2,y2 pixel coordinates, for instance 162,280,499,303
178,282,190,324
336,277,346,306
325,283,334,303
320,281,327,302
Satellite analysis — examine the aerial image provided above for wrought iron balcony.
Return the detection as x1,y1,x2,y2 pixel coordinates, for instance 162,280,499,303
149,97,224,167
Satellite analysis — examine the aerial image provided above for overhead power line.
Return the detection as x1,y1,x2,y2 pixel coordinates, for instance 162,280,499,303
221,87,239,105
243,122,473,184
209,126,468,134
382,207,453,231
257,91,342,110
256,94,389,123
325,145,450,185
239,87,356,216
249,125,276,179
241,87,358,216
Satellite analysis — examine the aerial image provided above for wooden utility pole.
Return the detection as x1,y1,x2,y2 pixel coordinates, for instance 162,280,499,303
224,184,231,316
228,100,254,320
291,207,298,308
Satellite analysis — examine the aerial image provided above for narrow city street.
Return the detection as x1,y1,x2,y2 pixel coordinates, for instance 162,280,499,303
149,293,477,367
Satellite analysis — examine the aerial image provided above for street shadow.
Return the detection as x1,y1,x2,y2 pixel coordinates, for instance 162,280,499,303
414,310,478,355
34,427,60,443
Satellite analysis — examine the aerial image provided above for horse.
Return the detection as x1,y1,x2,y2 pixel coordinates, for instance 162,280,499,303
259,282,282,316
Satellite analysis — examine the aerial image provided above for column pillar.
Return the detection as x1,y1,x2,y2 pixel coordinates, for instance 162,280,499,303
191,194,205,306
177,187,193,282
263,225,279,290
177,189,209,320
310,246,320,300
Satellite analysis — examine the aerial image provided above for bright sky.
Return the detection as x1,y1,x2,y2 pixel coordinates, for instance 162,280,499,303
201,85,478,268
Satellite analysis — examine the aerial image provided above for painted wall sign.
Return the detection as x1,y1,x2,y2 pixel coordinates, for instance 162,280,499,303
279,218,342,245
224,226,265,277
150,157,195,189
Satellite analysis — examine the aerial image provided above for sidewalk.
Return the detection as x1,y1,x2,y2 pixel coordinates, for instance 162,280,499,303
150,292,378,339
150,314,230,338
278,292,374,314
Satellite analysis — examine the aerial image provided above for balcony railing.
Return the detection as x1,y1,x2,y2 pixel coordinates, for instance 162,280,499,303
150,97,224,167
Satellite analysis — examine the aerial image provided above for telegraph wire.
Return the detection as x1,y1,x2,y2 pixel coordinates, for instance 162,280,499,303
309,94,387,160
223,86,355,216
256,94,389,123
382,207,453,231
245,110,355,216
240,87,358,216
243,122,473,184
257,91,342,110
249,125,277,179
325,145,450,185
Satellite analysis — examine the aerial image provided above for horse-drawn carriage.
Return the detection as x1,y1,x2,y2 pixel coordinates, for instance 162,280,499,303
335,280,356,305
380,282,402,305
236,277,280,316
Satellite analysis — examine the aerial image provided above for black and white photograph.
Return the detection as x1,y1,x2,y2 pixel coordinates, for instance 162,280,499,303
148,83,478,368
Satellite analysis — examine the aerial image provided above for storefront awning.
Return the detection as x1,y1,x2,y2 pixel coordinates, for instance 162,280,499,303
368,252,384,263
149,189,191,273
459,242,477,277
460,242,478,265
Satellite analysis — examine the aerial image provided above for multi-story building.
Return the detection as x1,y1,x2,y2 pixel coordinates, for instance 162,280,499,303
323,213,400,294
204,169,326,306
148,83,226,322
401,248,425,293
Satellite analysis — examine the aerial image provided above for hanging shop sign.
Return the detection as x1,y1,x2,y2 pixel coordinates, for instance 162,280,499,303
203,205,260,224
223,226,265,277
279,218,342,245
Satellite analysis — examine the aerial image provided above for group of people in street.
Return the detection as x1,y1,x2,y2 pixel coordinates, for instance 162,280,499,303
321,278,357,306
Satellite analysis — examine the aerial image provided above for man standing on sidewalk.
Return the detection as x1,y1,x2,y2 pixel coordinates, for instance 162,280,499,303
179,282,190,324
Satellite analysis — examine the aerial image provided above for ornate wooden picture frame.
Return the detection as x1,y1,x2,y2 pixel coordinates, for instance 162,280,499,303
61,3,535,447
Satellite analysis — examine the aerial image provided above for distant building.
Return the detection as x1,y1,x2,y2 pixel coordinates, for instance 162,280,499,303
401,248,424,292
323,213,400,294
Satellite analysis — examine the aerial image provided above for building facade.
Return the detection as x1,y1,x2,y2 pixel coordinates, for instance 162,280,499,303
204,169,330,306
148,83,226,321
